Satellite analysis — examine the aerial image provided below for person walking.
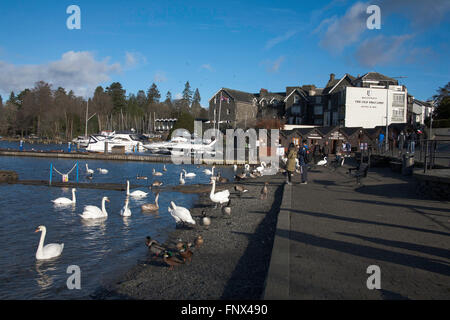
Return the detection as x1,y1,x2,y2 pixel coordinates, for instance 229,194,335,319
378,132,385,153
285,143,297,185
398,131,405,155
409,130,417,154
298,139,309,184
323,141,330,159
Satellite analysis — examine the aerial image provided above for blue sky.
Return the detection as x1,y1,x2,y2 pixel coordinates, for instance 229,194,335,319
0,0,449,105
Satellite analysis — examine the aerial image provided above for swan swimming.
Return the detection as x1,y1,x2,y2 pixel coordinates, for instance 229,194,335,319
141,193,159,212
80,196,110,219
168,201,196,225
182,169,196,178
35,226,64,260
179,172,185,185
126,180,148,198
52,188,76,205
120,197,131,217
85,164,94,174
97,168,108,174
204,166,215,175
152,168,163,176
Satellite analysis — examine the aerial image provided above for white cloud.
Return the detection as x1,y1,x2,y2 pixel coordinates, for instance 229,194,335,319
265,30,298,50
154,71,167,83
262,56,286,73
200,64,214,72
125,51,147,69
0,51,121,97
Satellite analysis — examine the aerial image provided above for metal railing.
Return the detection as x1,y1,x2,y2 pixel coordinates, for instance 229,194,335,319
421,139,450,172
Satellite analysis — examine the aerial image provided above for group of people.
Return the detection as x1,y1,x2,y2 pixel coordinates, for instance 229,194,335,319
378,129,420,155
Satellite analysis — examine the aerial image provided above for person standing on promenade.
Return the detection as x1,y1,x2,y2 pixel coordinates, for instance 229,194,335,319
298,139,309,185
409,130,417,154
285,143,297,185
312,141,321,164
398,131,405,155
323,141,330,159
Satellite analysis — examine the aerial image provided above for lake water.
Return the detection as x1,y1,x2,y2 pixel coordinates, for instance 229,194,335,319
0,141,234,299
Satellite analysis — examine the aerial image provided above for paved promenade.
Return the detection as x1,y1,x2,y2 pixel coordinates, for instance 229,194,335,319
265,160,450,299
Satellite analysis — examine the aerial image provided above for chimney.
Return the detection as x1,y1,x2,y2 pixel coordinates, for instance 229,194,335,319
330,73,335,82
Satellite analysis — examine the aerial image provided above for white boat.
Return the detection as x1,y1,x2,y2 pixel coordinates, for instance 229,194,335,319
86,132,145,153
143,136,217,156
72,136,90,148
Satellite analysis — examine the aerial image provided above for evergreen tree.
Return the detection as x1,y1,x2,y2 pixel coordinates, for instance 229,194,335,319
181,81,193,111
147,83,161,104
191,88,202,118
432,82,450,120
106,82,127,113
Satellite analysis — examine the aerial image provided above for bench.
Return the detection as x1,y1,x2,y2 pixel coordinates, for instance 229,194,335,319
347,163,369,184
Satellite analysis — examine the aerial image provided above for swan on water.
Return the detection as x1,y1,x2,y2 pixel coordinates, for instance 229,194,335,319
204,166,215,175
141,193,159,212
52,188,76,205
168,201,196,225
317,157,328,166
209,179,230,207
182,169,196,178
126,180,148,198
120,197,131,217
80,196,110,219
97,168,108,174
152,168,163,176
35,226,64,260
233,164,237,171
85,164,94,174
179,172,185,185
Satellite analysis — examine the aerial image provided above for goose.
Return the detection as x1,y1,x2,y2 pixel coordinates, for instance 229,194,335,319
141,193,159,212
234,185,248,197
182,169,196,178
85,164,94,174
97,168,108,174
163,164,167,172
80,196,109,219
120,197,131,217
222,199,231,216
234,172,246,181
179,172,185,185
317,157,328,166
151,180,163,188
126,180,148,198
209,180,230,207
152,168,163,176
217,172,229,183
168,201,196,225
52,188,76,205
35,226,64,260
204,166,215,175
260,182,269,200
201,210,211,226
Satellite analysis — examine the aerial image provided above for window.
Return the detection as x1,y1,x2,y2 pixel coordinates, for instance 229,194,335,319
315,96,322,103
291,106,300,114
314,106,323,115
393,94,405,106
294,95,300,104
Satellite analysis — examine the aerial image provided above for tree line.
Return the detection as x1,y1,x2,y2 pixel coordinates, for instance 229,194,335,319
0,80,208,140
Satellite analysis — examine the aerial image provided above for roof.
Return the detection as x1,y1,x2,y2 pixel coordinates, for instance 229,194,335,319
413,99,431,107
316,126,340,136
339,127,363,137
209,88,256,103
323,74,355,95
354,72,398,84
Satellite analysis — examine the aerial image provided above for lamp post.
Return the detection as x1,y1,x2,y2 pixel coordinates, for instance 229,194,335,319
429,99,436,140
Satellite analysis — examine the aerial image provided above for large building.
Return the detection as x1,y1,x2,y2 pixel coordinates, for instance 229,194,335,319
209,72,410,129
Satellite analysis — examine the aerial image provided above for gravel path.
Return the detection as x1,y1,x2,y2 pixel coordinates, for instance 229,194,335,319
91,174,284,300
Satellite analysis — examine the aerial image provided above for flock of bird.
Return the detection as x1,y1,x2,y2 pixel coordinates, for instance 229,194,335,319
35,161,271,271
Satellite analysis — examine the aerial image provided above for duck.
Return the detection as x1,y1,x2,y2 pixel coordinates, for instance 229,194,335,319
209,179,230,207
194,235,204,248
163,164,167,172
136,175,148,180
120,197,131,217
179,172,185,185
234,172,246,181
168,201,196,225
97,168,108,174
126,180,148,198
260,182,269,200
35,225,64,260
234,185,248,197
152,168,163,176
217,172,229,183
52,188,76,205
317,157,328,166
222,199,231,216
85,164,94,174
141,193,159,212
151,180,163,188
145,236,166,257
80,196,109,219
201,210,211,226
182,169,196,178
204,166,215,175
249,172,257,178
179,244,193,263
163,251,185,270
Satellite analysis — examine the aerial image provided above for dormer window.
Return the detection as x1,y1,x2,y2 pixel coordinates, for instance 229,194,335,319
294,95,300,104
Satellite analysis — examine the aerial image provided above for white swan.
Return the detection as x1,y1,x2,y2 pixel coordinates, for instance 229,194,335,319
152,168,163,176
126,180,148,198
233,164,237,171
182,169,196,178
163,164,167,172
244,164,250,172
179,172,185,185
85,164,94,174
317,157,327,166
255,161,266,173
97,168,108,174
210,179,230,206
52,188,76,205
204,166,215,175
120,197,131,217
168,201,196,225
80,196,110,219
35,226,64,260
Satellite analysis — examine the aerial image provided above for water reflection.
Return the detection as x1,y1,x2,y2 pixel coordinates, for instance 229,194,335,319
35,261,57,290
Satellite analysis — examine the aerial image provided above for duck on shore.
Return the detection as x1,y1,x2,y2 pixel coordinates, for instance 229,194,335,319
163,251,185,270
145,236,166,258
